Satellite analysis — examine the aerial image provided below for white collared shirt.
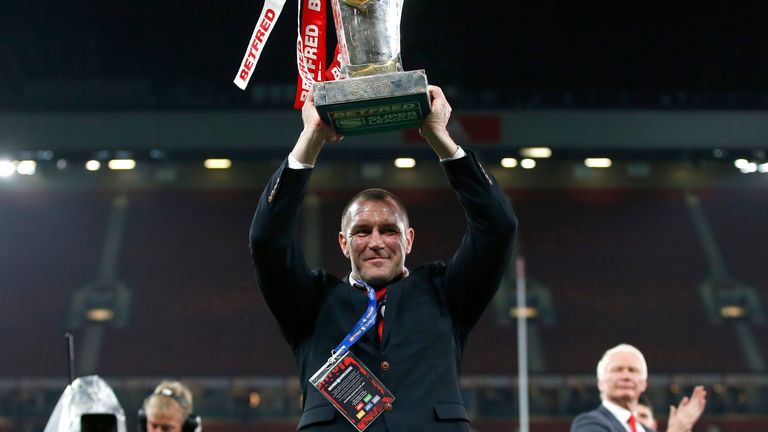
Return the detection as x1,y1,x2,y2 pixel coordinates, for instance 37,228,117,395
348,268,409,288
288,153,315,169
440,146,466,162
602,399,647,432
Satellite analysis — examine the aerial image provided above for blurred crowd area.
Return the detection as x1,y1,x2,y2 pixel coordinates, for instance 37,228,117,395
1,184,766,430
1,376,768,432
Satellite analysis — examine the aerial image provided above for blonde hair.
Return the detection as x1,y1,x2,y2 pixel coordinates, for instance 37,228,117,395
144,380,194,420
596,343,648,381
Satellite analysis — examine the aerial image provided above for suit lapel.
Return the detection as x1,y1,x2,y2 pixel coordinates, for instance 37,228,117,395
380,276,407,347
598,404,628,432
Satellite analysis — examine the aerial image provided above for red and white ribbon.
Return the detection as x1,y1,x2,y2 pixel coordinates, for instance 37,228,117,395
233,0,287,90
325,45,342,81
293,0,328,108
234,0,343,109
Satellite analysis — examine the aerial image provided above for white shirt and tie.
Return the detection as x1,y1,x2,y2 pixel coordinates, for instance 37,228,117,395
602,400,646,432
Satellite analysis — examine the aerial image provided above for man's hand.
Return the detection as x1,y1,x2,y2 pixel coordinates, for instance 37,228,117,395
666,385,707,432
301,88,343,143
291,88,344,166
419,85,459,159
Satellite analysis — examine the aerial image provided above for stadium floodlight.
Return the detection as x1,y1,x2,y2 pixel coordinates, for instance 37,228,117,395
585,158,612,168
204,158,233,169
734,158,749,169
85,160,101,171
0,160,16,177
501,158,518,168
394,158,416,168
520,147,552,158
738,162,757,174
720,305,747,319
108,159,136,170
16,160,36,175
510,306,539,319
85,307,115,322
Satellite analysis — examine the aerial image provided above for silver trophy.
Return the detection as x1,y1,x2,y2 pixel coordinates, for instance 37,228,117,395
313,0,430,135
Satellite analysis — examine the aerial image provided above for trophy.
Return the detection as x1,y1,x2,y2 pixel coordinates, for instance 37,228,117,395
313,0,430,135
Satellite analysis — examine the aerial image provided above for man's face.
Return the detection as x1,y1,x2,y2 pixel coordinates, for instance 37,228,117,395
146,407,183,432
339,198,414,287
597,351,647,409
635,404,656,431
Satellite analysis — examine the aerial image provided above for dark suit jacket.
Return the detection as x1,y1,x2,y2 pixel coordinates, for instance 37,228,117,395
250,151,517,431
571,405,656,432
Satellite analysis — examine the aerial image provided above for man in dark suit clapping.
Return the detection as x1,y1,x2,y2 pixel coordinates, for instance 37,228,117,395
571,344,707,432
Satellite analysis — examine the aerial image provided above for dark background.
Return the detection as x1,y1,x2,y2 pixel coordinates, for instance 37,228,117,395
1,3,767,432
2,2,767,109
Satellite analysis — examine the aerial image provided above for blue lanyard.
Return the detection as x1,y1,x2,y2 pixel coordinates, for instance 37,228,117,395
330,278,378,361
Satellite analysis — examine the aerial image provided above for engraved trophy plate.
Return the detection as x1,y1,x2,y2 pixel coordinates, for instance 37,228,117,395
314,0,430,135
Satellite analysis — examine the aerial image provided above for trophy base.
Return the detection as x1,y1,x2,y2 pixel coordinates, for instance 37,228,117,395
313,70,430,135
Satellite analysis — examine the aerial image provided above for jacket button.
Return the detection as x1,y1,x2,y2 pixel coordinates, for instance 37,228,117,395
380,361,390,371
384,402,393,412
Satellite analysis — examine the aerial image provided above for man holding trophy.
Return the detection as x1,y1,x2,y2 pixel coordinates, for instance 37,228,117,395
248,1,517,431
250,83,517,431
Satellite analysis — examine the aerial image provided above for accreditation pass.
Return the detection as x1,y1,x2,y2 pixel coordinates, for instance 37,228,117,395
310,351,395,431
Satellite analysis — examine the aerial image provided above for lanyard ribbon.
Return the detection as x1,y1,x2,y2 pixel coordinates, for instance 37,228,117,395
331,279,378,361
309,278,378,385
